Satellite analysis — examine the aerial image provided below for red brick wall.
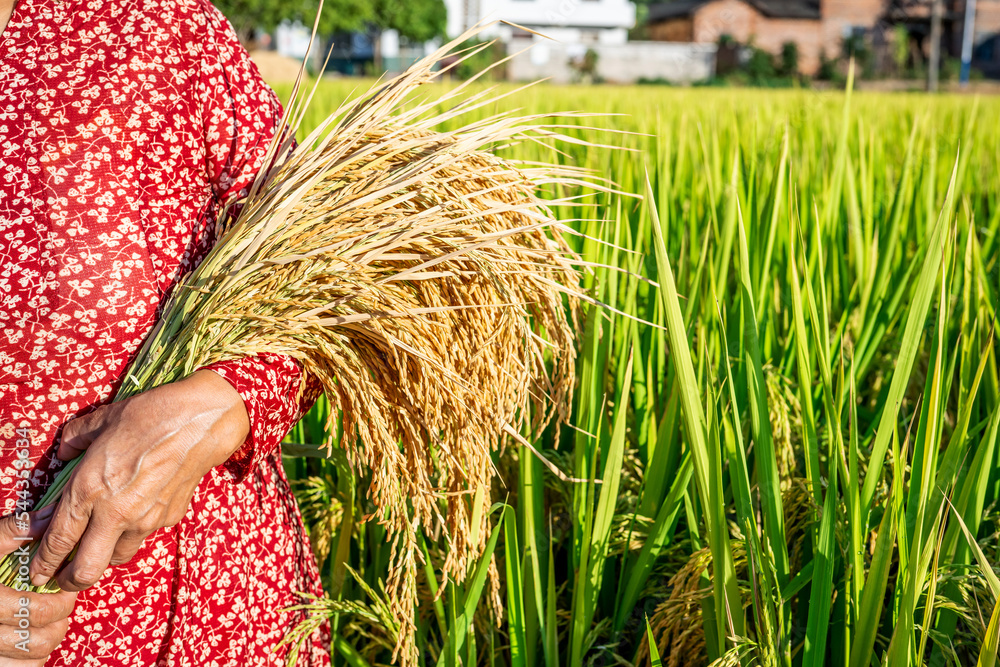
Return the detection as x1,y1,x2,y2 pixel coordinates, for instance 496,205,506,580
648,18,696,42
651,0,998,74
820,0,885,58
691,0,824,73
822,0,884,25
976,0,1000,36
752,19,824,73
692,0,763,43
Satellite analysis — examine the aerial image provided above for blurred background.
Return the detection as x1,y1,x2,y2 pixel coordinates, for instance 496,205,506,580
216,0,1000,90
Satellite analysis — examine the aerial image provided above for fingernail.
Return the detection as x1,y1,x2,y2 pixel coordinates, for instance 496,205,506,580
31,573,50,588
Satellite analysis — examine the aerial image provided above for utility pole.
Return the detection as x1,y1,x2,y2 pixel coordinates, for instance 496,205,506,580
928,0,944,91
960,0,978,85
462,0,481,32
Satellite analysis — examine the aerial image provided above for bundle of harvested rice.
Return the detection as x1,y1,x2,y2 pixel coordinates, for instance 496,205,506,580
0,27,610,664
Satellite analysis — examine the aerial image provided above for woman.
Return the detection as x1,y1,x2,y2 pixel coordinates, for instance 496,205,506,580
0,0,329,664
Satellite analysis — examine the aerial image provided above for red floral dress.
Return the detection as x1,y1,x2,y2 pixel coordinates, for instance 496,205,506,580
0,0,330,664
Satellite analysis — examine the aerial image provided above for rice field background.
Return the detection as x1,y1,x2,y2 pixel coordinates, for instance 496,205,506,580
273,80,1000,666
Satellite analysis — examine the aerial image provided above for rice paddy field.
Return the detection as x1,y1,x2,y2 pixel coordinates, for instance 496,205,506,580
273,81,1000,667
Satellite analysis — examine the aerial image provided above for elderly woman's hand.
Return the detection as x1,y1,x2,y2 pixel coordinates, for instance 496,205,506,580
27,371,251,593
0,508,78,664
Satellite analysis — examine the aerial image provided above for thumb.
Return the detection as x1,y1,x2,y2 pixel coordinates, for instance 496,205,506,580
0,504,56,559
56,408,106,462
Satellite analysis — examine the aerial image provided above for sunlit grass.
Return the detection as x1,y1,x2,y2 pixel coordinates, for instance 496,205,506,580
279,79,1000,667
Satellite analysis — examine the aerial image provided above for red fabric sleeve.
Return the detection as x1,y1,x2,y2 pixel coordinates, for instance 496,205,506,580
204,355,322,481
189,1,315,481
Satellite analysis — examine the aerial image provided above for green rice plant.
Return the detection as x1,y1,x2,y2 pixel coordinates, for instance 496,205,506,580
271,76,1000,667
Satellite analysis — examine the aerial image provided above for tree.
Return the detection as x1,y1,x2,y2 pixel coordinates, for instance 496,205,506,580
367,0,446,72
779,41,799,77
213,0,373,45
214,0,446,75
371,0,447,44
214,0,445,46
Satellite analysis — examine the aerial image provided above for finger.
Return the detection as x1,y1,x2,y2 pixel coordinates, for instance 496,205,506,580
0,655,48,667
55,518,121,593
0,657,47,667
0,589,78,628
0,616,69,661
27,497,91,589
55,409,106,462
108,531,147,568
0,507,55,559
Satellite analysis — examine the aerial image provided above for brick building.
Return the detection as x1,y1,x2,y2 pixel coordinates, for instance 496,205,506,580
646,0,1000,75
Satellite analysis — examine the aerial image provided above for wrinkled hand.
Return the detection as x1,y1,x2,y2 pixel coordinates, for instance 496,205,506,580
0,508,78,664
28,370,250,593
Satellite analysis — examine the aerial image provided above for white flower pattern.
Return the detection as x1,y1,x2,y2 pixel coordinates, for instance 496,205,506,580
0,0,330,664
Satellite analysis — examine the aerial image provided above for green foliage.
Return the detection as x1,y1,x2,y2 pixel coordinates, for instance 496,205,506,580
214,0,372,41
570,49,601,83
817,50,840,82
276,81,1000,667
892,25,910,72
779,42,799,77
842,32,875,78
746,46,777,81
447,39,505,81
371,0,446,44
213,0,445,45
710,42,805,88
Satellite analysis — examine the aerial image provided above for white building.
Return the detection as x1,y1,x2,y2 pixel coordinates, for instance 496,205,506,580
275,21,313,60
445,0,637,46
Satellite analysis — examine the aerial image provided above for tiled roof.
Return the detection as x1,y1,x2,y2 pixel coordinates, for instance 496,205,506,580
647,0,713,21
751,0,822,19
647,0,821,21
